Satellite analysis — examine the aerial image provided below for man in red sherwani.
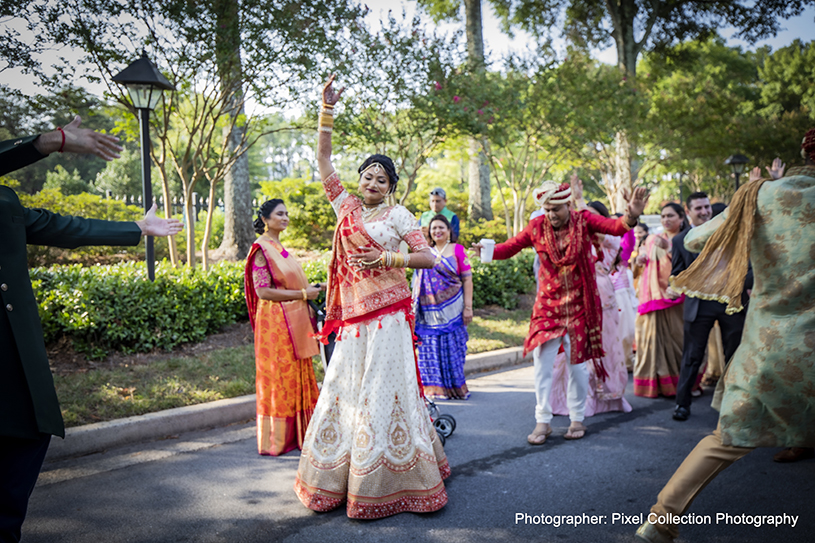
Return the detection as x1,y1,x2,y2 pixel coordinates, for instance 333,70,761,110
474,179,649,445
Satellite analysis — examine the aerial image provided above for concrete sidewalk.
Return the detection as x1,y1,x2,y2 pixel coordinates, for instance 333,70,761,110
45,346,531,461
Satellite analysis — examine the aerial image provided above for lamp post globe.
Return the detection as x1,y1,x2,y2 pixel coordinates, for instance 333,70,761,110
112,51,175,280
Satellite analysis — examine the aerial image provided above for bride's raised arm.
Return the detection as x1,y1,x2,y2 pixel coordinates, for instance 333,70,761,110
317,74,345,182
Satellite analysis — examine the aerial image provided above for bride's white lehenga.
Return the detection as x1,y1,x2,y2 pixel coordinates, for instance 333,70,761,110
294,172,450,519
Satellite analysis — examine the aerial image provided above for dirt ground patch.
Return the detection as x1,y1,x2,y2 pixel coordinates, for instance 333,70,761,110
47,322,255,377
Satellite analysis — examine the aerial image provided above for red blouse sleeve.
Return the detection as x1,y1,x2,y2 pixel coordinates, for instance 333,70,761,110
584,210,631,237
493,220,535,260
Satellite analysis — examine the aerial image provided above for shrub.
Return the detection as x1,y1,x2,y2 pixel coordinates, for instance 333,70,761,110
31,257,336,358
31,261,247,358
300,253,330,284
458,217,511,248
470,249,536,309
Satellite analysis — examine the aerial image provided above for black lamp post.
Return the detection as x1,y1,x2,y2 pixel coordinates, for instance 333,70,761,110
112,51,175,281
724,153,749,192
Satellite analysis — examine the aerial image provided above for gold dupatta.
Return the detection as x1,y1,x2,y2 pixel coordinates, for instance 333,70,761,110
248,238,319,359
670,177,768,314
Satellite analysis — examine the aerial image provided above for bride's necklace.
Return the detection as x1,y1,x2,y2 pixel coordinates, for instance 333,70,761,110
361,200,388,221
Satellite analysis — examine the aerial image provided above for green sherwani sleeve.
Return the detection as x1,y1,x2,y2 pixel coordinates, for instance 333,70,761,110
1,137,143,439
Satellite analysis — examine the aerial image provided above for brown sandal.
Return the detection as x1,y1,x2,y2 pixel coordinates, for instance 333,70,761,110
527,424,553,445
564,423,587,440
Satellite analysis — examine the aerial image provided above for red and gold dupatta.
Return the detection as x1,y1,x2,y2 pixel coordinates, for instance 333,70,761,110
319,194,413,341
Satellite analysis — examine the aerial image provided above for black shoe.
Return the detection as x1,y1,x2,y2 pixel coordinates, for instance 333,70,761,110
672,406,690,421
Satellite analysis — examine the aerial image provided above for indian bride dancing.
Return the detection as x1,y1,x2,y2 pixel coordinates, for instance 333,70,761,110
244,199,322,456
294,75,450,519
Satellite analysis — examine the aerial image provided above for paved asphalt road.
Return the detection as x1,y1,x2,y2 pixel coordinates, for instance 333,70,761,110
27,364,814,543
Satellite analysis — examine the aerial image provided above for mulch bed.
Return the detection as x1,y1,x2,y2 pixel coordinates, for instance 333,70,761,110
47,322,254,376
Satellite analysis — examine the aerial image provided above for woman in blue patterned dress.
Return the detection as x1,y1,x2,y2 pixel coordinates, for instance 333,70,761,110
413,214,474,400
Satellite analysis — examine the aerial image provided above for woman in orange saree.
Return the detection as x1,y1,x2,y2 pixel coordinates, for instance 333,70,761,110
244,198,323,456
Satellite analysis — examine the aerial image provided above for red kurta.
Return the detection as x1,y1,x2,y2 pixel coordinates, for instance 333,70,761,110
494,210,631,363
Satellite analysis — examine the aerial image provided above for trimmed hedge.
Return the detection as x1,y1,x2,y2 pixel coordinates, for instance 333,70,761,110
470,249,536,309
32,261,248,359
32,248,536,358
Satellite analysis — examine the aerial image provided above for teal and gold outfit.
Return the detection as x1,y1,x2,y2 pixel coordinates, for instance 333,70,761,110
638,163,815,542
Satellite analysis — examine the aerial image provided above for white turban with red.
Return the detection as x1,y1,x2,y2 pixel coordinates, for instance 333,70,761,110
533,181,572,208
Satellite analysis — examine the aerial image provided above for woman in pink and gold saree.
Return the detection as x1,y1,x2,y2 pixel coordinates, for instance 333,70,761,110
633,203,685,397
244,199,323,456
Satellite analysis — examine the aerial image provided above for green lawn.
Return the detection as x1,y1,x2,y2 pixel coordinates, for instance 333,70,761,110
55,307,530,428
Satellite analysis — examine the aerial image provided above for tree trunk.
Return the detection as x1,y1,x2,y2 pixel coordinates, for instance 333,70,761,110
201,177,219,272
464,0,492,221
157,166,179,267
218,129,252,260
184,192,196,268
468,138,493,220
606,0,646,213
613,130,632,213
214,0,253,261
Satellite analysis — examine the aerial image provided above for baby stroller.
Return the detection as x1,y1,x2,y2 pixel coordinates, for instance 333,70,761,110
309,297,457,446
426,398,456,446
308,297,335,372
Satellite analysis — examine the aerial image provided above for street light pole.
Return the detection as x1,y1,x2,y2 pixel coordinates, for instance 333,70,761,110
112,50,175,281
138,107,154,280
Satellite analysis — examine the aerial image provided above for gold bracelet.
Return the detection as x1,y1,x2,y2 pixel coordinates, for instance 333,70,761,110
318,114,334,128
301,288,307,300
405,253,410,268
361,255,382,267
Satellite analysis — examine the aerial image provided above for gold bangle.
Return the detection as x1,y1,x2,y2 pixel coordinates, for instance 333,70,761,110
301,288,307,300
318,115,334,128
405,253,410,268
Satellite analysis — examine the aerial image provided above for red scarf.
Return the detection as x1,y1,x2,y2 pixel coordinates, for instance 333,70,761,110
538,210,608,380
318,194,412,342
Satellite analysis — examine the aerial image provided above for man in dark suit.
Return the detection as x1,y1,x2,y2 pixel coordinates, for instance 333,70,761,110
0,116,182,542
669,192,748,422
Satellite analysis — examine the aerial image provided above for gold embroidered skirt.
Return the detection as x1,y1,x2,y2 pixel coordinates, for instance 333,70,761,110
294,309,450,519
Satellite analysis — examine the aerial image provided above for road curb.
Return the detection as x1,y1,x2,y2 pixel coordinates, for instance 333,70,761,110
46,346,531,462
